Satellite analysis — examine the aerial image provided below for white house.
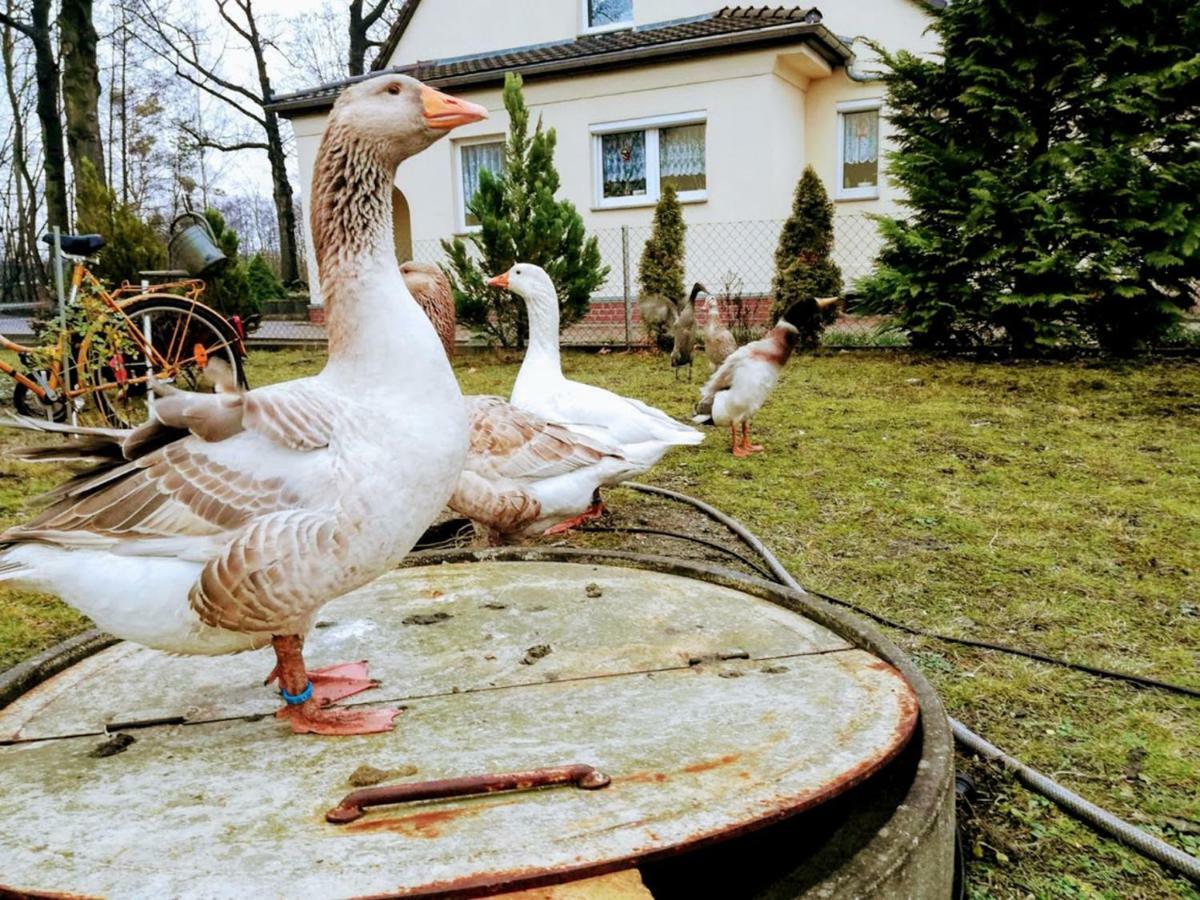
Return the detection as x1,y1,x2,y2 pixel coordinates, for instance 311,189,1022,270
269,1,943,314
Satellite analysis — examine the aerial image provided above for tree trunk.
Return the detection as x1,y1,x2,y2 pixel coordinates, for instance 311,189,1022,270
242,3,298,282
263,111,298,283
59,0,106,206
29,0,68,230
2,8,43,300
348,0,367,76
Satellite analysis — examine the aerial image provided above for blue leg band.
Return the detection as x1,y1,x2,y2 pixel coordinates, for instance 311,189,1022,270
280,681,314,705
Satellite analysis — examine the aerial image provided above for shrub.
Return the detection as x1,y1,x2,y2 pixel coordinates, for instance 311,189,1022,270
859,0,1200,353
637,184,686,350
73,159,166,286
771,166,843,348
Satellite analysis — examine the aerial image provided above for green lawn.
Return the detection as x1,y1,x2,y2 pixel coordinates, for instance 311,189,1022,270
1,346,1197,899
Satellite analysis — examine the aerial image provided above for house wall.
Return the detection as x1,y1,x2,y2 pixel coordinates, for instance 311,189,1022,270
290,1,942,304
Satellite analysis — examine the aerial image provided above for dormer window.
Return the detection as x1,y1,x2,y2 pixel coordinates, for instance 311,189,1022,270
583,0,633,34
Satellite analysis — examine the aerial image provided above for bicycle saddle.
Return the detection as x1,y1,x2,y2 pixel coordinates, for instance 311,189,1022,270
41,233,106,256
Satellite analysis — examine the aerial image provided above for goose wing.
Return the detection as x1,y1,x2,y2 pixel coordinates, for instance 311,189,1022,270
463,396,622,482
1,380,340,553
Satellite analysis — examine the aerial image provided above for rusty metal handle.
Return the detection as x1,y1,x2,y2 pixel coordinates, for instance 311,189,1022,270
326,764,611,824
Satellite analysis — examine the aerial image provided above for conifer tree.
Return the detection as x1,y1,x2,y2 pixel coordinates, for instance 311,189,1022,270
860,0,1200,353
771,165,842,348
637,184,686,349
443,73,607,347
201,208,260,322
73,160,166,285
246,253,285,304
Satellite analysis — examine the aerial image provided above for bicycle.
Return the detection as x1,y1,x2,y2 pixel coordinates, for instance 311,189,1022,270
0,232,247,428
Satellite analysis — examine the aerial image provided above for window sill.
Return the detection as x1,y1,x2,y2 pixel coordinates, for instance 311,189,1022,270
835,189,880,202
593,191,708,211
453,224,483,236
579,21,634,36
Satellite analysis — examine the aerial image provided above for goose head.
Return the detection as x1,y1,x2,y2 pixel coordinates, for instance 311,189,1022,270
488,263,558,319
704,295,721,320
688,282,708,307
329,74,488,167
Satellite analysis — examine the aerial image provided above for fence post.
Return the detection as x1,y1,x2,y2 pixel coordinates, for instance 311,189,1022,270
51,226,76,427
621,225,632,349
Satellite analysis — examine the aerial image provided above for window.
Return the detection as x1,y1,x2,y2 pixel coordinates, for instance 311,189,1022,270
456,139,504,230
592,114,706,209
836,99,881,200
582,0,633,33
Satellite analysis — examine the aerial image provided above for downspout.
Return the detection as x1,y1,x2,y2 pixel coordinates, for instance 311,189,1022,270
842,35,884,82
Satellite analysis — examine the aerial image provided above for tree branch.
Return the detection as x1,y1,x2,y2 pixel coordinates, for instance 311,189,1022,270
362,0,391,29
0,12,36,40
177,119,269,153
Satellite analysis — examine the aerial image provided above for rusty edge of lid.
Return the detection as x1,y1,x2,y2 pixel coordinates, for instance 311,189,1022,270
0,547,956,900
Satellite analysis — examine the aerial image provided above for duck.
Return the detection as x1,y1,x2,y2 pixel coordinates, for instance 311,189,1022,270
669,282,705,381
702,294,738,371
400,260,456,359
396,262,639,538
693,297,837,457
490,263,704,472
0,74,487,736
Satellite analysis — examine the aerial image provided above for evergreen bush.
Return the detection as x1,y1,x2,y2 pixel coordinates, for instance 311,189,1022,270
73,160,166,286
443,72,607,347
859,0,1200,353
637,184,686,350
771,165,843,348
200,208,261,323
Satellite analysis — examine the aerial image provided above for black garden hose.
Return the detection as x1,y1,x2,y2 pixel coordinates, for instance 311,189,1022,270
622,481,1200,885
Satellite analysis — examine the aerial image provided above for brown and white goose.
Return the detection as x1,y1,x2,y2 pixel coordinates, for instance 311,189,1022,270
0,75,486,735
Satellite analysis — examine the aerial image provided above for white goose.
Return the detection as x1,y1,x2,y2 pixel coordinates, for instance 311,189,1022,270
693,299,835,457
397,263,639,538
0,74,487,736
491,264,704,473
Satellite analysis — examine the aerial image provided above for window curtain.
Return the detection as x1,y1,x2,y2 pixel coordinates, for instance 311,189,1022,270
842,110,878,165
601,130,646,197
589,0,632,27
659,123,706,192
461,142,504,218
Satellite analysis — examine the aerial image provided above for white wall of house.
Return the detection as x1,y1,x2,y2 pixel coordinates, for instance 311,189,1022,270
287,0,941,303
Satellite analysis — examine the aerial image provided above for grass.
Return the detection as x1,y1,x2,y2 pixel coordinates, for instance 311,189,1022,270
2,346,1198,898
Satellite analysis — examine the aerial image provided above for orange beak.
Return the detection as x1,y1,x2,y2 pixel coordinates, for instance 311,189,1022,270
421,86,488,129
487,271,510,289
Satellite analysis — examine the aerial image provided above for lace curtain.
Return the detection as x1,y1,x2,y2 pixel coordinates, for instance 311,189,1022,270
460,141,504,224
843,110,879,165
601,130,646,198
660,123,706,192
589,0,632,27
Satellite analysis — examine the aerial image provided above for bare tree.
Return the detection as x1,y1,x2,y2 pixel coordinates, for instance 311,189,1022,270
135,0,299,283
348,0,392,77
0,0,68,230
2,5,38,253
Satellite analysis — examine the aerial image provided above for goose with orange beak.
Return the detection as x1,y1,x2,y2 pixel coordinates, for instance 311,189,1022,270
0,75,488,737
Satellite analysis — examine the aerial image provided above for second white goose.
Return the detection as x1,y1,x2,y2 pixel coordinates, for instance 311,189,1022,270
490,263,703,472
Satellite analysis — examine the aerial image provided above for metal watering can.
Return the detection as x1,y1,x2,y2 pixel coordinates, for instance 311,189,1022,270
168,212,227,276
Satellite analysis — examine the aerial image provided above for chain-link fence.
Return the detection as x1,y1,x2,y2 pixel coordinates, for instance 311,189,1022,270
402,212,896,349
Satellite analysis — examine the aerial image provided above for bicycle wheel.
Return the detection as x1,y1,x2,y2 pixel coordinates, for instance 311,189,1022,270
79,295,246,428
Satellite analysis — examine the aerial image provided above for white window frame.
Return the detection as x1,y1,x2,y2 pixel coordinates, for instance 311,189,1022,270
579,0,633,35
835,98,882,201
590,111,707,210
453,135,505,234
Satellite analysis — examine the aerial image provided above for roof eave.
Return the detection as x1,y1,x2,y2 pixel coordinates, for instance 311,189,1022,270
269,23,849,117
